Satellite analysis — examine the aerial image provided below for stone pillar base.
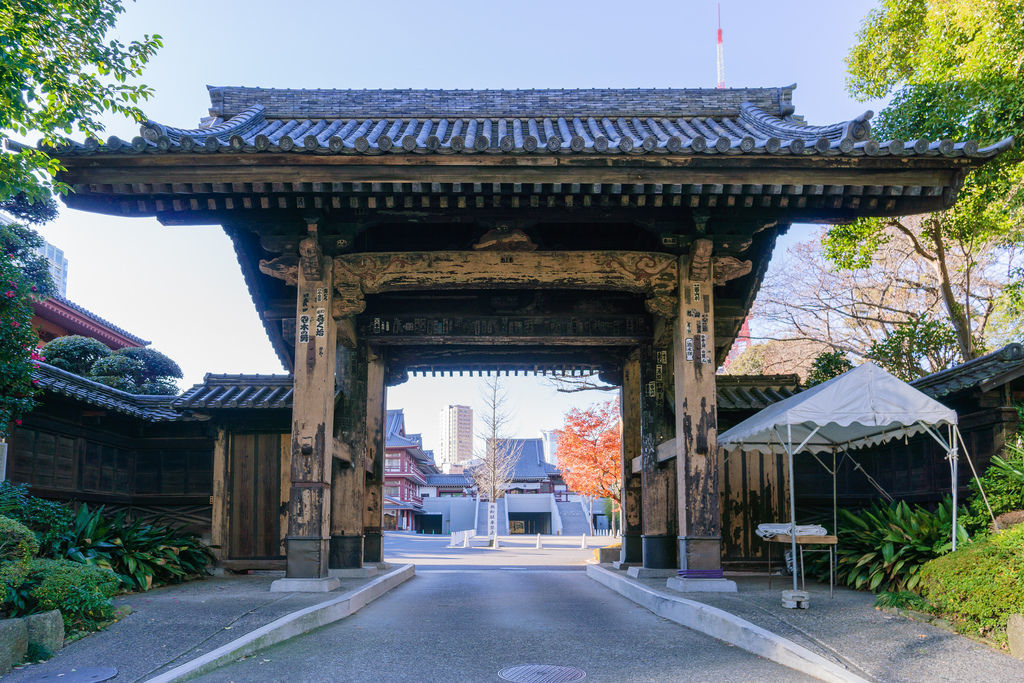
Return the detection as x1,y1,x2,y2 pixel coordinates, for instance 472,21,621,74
285,537,329,578
270,577,340,593
642,533,677,569
620,532,643,565
678,536,723,575
363,529,383,563
666,576,737,593
329,534,363,569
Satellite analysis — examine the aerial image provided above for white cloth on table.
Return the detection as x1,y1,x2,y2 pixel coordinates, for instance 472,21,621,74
755,523,828,539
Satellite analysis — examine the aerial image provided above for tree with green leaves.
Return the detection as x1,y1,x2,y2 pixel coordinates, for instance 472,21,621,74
1,0,162,201
830,0,1024,361
41,335,182,395
805,351,854,387
0,211,52,437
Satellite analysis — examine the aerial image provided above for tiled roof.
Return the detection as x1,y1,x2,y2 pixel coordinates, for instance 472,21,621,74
498,438,559,481
912,343,1024,398
386,409,421,449
49,295,150,346
53,86,1007,160
173,373,296,410
716,374,802,411
425,474,470,487
33,363,184,422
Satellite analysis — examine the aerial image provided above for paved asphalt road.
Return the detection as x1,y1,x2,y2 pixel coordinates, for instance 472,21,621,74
202,534,809,682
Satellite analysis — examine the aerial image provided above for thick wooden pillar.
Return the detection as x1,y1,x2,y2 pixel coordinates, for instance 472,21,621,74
362,347,386,564
673,247,724,578
210,427,229,562
284,237,336,579
619,349,643,565
640,343,677,569
329,340,365,569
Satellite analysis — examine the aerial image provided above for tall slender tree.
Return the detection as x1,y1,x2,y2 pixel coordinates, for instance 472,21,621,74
468,375,520,543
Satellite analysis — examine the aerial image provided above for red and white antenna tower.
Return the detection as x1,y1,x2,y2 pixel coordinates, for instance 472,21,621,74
716,3,726,89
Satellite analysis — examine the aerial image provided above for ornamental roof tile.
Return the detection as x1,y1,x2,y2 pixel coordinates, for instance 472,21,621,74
51,86,1009,161
33,363,184,421
912,343,1024,398
716,374,802,411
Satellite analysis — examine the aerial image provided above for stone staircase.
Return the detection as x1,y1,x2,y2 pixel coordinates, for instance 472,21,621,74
556,501,591,535
475,498,508,535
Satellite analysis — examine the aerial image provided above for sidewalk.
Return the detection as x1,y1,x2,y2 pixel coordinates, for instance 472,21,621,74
6,572,385,682
596,566,1024,682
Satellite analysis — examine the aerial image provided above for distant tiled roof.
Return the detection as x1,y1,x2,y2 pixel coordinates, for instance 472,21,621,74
49,295,149,346
53,86,1007,161
912,343,1024,398
173,374,296,409
425,474,470,487
716,374,802,411
497,438,559,481
33,363,183,421
386,409,421,448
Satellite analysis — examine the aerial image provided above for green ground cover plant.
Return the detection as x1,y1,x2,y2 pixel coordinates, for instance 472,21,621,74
963,439,1024,533
825,497,966,593
918,524,1024,647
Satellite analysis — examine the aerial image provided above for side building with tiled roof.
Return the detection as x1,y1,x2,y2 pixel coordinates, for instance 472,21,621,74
383,409,438,532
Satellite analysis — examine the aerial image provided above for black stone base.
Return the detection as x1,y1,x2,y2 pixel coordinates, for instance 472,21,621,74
641,533,677,569
285,537,329,578
329,534,363,569
621,533,643,564
363,529,383,563
678,536,723,574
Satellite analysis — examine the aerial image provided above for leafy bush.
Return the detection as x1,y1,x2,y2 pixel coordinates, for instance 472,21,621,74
805,351,853,387
0,482,72,555
919,524,1024,646
116,347,182,383
40,335,111,375
824,497,966,593
5,559,119,632
0,515,38,564
89,354,146,391
874,590,932,611
58,504,213,591
963,439,1024,533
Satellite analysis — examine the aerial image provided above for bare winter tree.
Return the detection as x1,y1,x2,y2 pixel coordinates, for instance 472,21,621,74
753,226,1020,376
468,374,521,504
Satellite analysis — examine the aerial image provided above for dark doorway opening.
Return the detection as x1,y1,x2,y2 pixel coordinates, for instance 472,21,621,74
509,512,551,535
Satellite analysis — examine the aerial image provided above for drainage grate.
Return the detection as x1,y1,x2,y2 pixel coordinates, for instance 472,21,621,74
498,664,586,683
26,667,118,682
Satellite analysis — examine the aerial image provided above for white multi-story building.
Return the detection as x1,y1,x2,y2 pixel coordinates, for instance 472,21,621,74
540,428,561,467
34,239,69,297
438,404,473,473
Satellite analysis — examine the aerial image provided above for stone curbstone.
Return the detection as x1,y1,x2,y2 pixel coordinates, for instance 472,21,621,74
25,610,64,656
0,617,28,675
587,564,867,683
1009,614,1024,660
147,564,414,682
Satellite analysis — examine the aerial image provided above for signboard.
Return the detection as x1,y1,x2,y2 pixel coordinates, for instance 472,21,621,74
487,501,498,537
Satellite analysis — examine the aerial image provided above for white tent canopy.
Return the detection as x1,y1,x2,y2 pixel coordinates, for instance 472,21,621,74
718,362,963,595
719,363,957,456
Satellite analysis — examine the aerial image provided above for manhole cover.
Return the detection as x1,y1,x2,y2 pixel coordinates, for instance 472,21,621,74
24,666,118,682
498,664,586,682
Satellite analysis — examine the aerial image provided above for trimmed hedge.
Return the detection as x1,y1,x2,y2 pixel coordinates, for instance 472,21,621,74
9,559,121,632
919,524,1024,646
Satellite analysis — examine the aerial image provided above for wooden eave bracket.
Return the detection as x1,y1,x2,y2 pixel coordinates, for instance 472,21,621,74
632,437,677,473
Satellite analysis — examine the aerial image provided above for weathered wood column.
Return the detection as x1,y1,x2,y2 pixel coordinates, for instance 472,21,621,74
329,340,365,569
284,235,336,579
640,343,677,569
673,241,725,580
619,349,643,565
362,346,386,564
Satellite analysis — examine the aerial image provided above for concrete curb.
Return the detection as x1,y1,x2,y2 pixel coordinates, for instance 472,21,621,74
586,565,867,683
147,564,415,682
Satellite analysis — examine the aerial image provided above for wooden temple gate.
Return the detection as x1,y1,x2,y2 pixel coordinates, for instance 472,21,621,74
52,85,1002,587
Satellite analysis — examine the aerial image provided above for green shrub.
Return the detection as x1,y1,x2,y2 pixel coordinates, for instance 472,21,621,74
825,497,966,593
6,559,119,632
874,590,932,611
0,515,38,564
0,482,72,555
89,354,146,392
919,524,1024,646
963,439,1024,533
58,504,213,591
40,336,111,376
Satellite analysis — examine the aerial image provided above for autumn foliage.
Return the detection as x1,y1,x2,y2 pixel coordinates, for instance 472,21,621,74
556,399,621,501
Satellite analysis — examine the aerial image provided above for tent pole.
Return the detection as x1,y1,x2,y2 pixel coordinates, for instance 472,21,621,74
955,425,999,529
787,423,798,593
949,424,958,552
832,448,837,537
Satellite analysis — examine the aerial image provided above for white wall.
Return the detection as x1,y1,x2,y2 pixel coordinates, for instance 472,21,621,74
506,493,554,513
422,496,477,533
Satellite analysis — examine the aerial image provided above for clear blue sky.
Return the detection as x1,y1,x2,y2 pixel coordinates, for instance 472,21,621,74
35,0,886,452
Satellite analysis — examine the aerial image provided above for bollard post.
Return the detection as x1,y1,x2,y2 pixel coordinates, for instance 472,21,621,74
493,536,500,549
580,534,587,549
536,533,542,549
463,533,469,548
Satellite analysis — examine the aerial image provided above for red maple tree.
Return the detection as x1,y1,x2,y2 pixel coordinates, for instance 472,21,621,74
556,398,622,502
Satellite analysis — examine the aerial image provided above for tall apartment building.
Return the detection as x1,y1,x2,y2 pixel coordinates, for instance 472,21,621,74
438,405,473,473
34,239,69,297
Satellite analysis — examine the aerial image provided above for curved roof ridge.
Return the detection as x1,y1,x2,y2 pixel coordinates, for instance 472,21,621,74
141,104,266,146
739,102,873,142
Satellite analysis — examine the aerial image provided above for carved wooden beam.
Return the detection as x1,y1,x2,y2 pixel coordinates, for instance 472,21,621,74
689,238,713,281
333,250,679,318
711,256,753,284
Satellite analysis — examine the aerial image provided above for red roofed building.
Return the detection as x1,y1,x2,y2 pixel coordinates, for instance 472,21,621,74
32,295,149,350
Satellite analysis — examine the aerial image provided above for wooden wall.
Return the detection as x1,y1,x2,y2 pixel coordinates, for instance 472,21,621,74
719,448,788,567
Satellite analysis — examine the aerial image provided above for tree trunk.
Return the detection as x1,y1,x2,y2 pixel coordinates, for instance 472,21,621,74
927,220,975,359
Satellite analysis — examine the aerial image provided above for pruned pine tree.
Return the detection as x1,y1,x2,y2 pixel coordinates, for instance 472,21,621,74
469,375,521,542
